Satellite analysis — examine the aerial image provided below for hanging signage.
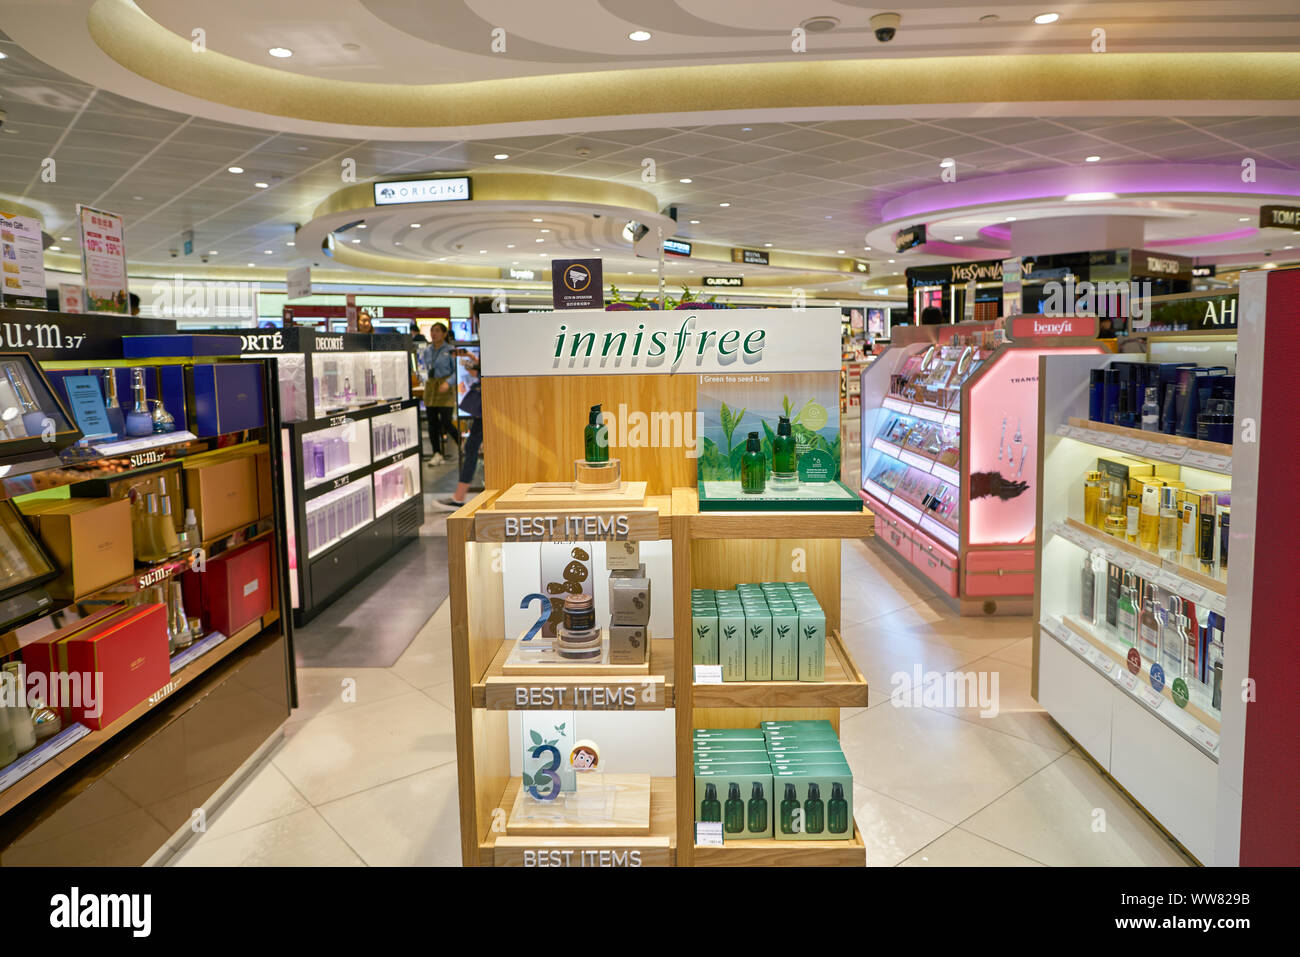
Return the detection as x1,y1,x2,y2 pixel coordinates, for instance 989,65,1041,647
58,283,85,314
1143,293,1238,331
1009,315,1097,339
551,258,603,310
950,261,1003,283
893,223,927,253
663,238,692,257
77,204,129,314
0,213,47,309
479,308,841,376
1130,249,1193,282
372,176,471,206
1192,265,1216,278
703,276,743,287
1259,204,1300,230
286,265,311,300
731,248,769,266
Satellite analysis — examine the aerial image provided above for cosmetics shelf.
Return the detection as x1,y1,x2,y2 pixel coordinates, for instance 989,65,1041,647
1050,518,1227,614
471,637,675,709
1041,614,1220,760
881,394,961,427
690,630,868,708
0,609,279,817
301,419,371,491
692,823,866,867
373,452,421,518
477,776,677,867
1058,417,1232,475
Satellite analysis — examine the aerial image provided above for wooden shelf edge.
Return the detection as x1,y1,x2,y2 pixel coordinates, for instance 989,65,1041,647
690,629,870,708
692,822,866,867
1060,517,1227,599
1063,416,1232,468
472,638,675,709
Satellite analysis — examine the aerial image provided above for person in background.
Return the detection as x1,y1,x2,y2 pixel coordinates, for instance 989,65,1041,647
423,321,460,466
435,353,482,511
920,306,944,326
129,292,141,316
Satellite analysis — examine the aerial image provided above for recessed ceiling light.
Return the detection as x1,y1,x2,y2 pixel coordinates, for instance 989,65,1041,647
954,235,964,241
268,47,293,58
227,167,244,174
719,202,730,207
479,250,487,254
48,245,60,251
888,258,896,263
133,196,143,200
247,262,255,267
506,243,515,248
1286,245,1295,250
1085,155,1101,162
254,182,269,188
837,249,846,254
286,241,295,246
60,236,72,241
532,218,543,223
394,241,401,245
410,223,422,228
863,246,871,250
741,127,752,132
0,52,7,60
1005,216,1017,222
351,238,361,243
939,158,955,168
1034,13,1059,24
264,250,273,254
438,256,447,261
536,238,545,242
540,228,551,233
1237,216,1250,222
690,219,700,224
1065,191,1117,201
679,178,692,184
825,215,833,219
208,250,218,255
357,224,367,229
297,145,308,150
629,30,652,41
593,247,600,251
494,153,509,160
764,243,773,247
512,260,519,265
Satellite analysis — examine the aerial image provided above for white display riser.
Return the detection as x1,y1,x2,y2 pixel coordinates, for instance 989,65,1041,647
1038,631,1217,863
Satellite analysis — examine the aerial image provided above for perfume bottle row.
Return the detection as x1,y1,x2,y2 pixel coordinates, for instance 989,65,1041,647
303,434,356,481
129,475,201,563
1079,556,1227,710
372,420,414,458
97,367,177,440
375,460,418,513
1088,361,1234,443
305,483,373,555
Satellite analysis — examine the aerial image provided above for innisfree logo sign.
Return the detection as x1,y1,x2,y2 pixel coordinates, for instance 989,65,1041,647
552,315,766,370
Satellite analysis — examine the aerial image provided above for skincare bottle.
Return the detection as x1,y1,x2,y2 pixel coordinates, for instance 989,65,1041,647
125,368,154,437
828,782,849,834
1104,513,1127,539
748,782,768,833
5,366,48,438
1160,596,1184,679
0,705,17,766
1158,486,1181,560
1177,599,1198,685
804,782,825,834
157,488,182,557
101,370,126,439
740,431,766,494
724,782,745,834
1138,483,1161,552
1138,584,1161,662
1206,612,1225,709
584,404,608,463
184,508,200,551
773,415,798,479
780,783,798,834
143,493,169,562
1080,552,1097,624
1,662,35,755
700,783,721,823
1088,368,1105,422
1141,387,1160,431
1217,504,1230,578
1103,368,1120,425
1180,499,1198,567
1197,493,1217,573
1116,573,1138,649
1097,478,1113,527
1125,492,1140,544
1083,470,1103,527
150,369,175,433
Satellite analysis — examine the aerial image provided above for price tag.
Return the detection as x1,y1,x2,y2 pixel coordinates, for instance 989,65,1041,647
1182,585,1206,604
1048,521,1065,538
1141,687,1164,711
1134,561,1160,580
1055,424,1071,437
693,665,723,685
1156,570,1183,593
1092,653,1116,677
1119,672,1139,693
1121,436,1145,452
696,822,724,846
1156,443,1186,460
1068,635,1091,657
1191,724,1218,752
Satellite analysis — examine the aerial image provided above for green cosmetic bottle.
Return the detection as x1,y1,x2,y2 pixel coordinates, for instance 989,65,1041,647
700,783,721,823
828,782,848,834
748,782,768,833
804,782,825,834
724,782,745,834
584,403,609,463
779,783,798,834
740,431,766,494
773,415,798,478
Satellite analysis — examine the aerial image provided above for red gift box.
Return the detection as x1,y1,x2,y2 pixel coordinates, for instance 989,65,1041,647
56,603,170,730
185,540,272,637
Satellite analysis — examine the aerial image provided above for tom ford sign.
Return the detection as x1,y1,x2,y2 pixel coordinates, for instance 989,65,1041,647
1260,205,1300,230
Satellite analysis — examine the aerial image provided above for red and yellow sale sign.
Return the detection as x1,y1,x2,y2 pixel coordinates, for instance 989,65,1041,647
77,204,129,314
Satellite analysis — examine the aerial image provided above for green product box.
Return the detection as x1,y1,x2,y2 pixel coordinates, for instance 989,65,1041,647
797,606,826,682
695,764,774,840
772,764,854,841
764,734,843,750
717,606,746,682
691,609,718,666
766,741,847,756
762,719,835,734
743,604,772,681
769,605,799,681
693,728,767,742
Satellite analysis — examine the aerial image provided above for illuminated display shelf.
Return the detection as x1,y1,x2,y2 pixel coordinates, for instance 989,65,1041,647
1057,417,1232,475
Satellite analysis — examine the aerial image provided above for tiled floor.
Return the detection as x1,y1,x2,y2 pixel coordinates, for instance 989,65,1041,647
168,535,1194,867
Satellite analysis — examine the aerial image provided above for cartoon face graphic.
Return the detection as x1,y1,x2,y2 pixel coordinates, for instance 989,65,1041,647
570,745,599,771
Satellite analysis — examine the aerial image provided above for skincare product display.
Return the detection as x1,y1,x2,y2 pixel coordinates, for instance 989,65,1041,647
304,481,374,557
374,456,420,515
556,593,601,660
1087,360,1234,442
372,419,414,458
303,434,354,481
574,403,622,488
691,582,824,681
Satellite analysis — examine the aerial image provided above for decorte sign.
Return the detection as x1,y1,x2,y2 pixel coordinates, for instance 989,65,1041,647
479,308,841,376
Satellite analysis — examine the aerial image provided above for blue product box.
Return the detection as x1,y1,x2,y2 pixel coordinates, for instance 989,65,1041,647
123,334,245,359
189,363,265,437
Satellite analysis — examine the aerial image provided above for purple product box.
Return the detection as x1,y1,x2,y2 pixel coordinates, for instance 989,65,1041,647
189,363,265,437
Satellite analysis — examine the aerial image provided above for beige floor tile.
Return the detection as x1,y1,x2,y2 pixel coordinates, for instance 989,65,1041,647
200,762,311,841
989,636,1035,668
925,654,1072,753
961,753,1194,867
852,785,954,867
288,667,419,725
318,763,463,866
421,680,456,711
172,808,364,867
900,828,1044,866
839,701,1060,824
272,691,457,805
389,630,455,688
839,623,980,695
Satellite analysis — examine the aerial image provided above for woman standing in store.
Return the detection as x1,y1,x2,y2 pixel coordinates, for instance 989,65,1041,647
424,321,461,466
434,354,482,511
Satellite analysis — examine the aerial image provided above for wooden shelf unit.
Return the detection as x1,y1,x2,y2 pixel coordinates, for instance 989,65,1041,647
690,629,868,708
693,827,867,867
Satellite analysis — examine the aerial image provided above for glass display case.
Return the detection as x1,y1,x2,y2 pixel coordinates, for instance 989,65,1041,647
305,481,374,559
370,406,419,460
301,418,370,489
373,452,421,517
311,351,409,419
0,353,81,457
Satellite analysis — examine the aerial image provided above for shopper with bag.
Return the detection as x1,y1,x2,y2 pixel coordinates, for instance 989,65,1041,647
423,321,461,466
434,354,482,510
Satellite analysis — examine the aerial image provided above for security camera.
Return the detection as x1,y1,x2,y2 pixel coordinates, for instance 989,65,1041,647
593,213,602,219
870,12,900,42
200,255,209,264
169,248,178,258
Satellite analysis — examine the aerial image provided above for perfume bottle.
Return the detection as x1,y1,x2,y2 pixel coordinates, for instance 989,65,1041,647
772,415,798,479
1197,493,1217,573
184,508,200,551
700,783,721,823
2,662,35,755
157,482,182,557
740,431,766,494
1138,483,1161,552
1175,597,1198,683
803,782,825,834
1217,504,1230,579
1116,574,1137,649
169,581,193,650
780,783,798,834
1083,470,1103,527
341,376,356,403
828,782,849,834
1125,492,1140,544
724,782,745,834
1096,478,1113,527
1141,387,1160,431
1158,486,1181,560
101,369,126,439
125,368,154,437
1080,553,1097,625
748,782,768,833
584,404,608,463
1158,598,1182,678
1138,584,1161,662
5,365,48,437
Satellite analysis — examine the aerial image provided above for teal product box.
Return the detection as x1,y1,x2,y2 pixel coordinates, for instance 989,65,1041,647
769,604,799,681
695,763,773,840
717,605,746,681
692,608,719,666
766,742,847,756
797,605,826,682
694,745,771,759
694,728,766,742
742,603,772,681
762,720,835,734
772,764,854,841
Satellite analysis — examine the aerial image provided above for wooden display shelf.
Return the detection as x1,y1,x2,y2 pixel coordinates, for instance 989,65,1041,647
473,638,674,709
0,610,280,817
1063,417,1232,473
693,822,866,867
467,490,674,541
691,630,868,708
1059,517,1227,603
673,488,876,540
481,776,677,867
